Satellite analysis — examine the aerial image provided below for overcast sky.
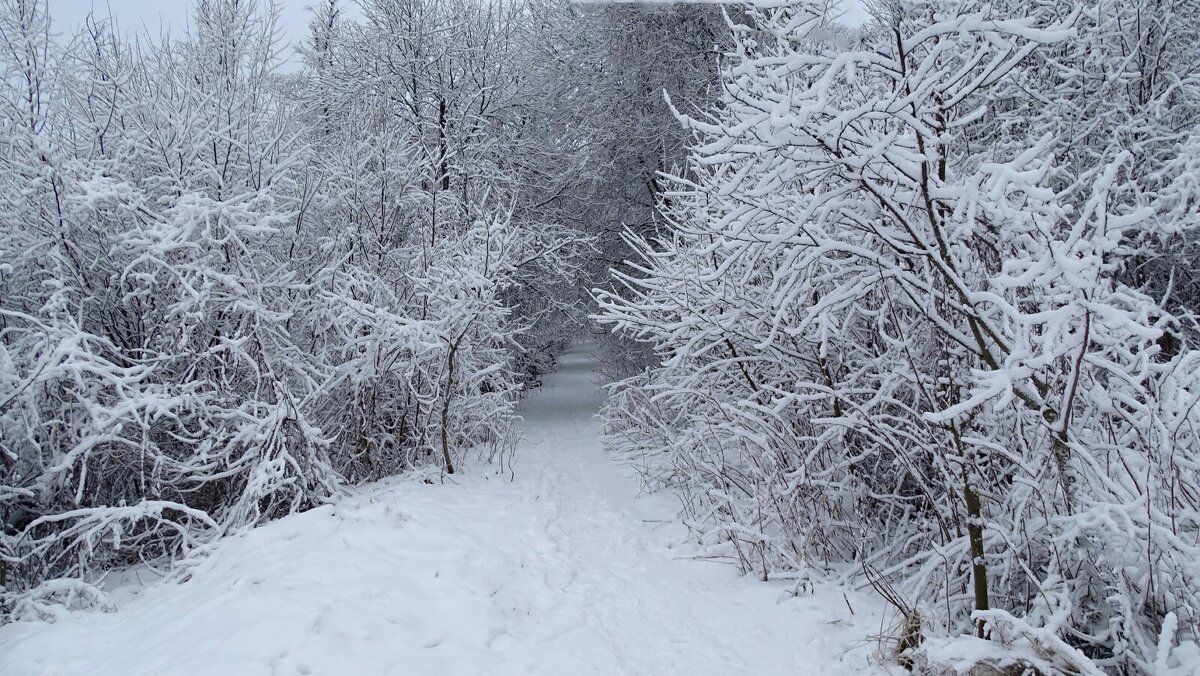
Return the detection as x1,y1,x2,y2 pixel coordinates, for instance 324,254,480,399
48,0,869,63
49,1,324,44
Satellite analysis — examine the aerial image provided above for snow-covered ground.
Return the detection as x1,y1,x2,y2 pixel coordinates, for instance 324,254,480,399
0,344,895,676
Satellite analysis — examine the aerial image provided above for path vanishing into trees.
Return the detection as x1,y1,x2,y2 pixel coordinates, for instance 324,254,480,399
0,344,891,676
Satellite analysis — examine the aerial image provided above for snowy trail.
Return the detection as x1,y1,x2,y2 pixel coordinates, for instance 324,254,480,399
0,344,893,676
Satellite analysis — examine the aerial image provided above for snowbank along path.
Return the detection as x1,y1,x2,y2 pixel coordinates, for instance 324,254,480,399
0,343,894,675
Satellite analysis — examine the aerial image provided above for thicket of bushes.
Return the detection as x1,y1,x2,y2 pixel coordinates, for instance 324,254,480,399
598,1,1200,671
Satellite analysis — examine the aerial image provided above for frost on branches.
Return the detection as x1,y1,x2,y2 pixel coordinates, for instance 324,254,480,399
597,0,1200,672
0,0,590,621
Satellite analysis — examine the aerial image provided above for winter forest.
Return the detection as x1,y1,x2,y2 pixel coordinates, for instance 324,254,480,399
0,0,1198,673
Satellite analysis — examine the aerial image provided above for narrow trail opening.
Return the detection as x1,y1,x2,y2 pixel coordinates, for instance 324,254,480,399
0,344,890,676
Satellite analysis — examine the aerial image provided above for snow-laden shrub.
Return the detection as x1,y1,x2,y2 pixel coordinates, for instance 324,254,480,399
0,0,590,620
597,0,1200,671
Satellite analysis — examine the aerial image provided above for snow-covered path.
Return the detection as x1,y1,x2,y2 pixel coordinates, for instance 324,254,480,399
0,344,892,676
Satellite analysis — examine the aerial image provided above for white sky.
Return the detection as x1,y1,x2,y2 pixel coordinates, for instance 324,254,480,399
48,0,870,60
49,1,323,45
